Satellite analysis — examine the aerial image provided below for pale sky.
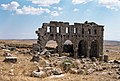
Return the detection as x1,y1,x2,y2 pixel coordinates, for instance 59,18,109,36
0,0,120,40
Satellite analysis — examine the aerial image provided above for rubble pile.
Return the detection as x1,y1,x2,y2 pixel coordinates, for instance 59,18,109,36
0,43,120,80
24,50,120,79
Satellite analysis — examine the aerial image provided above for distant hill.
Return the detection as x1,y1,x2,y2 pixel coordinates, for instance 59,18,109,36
1,39,120,46
104,40,120,46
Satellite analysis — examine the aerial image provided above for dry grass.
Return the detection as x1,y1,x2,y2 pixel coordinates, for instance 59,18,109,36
0,40,120,81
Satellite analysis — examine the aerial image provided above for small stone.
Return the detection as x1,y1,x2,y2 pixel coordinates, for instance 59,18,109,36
78,69,85,74
69,68,78,74
114,60,120,64
117,75,120,79
108,71,112,75
69,68,84,74
91,57,97,62
51,68,63,75
112,65,119,68
3,52,12,57
86,68,95,75
96,66,103,71
9,69,14,76
108,60,114,63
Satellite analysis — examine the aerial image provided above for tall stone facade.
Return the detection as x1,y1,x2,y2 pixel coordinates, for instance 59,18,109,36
35,21,104,58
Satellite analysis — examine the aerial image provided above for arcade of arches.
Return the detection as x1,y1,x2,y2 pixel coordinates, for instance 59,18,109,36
35,21,104,58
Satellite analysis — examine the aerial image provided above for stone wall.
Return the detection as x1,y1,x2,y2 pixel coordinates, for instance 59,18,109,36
35,21,104,58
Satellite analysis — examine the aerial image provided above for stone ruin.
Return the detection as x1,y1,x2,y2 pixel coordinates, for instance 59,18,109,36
35,21,104,58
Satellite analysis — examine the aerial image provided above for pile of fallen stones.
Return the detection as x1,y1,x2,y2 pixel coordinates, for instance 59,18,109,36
1,47,120,80
29,52,120,79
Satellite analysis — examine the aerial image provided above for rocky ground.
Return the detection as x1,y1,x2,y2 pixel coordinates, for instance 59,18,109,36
0,40,120,81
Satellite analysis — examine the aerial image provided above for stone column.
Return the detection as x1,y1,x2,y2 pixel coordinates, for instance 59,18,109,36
73,43,78,58
87,42,91,58
58,44,63,57
74,48,78,59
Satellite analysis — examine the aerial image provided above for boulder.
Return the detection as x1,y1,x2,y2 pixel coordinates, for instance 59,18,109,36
78,69,85,74
3,52,12,57
31,70,46,78
117,76,120,79
99,55,104,61
111,65,119,69
108,60,114,63
69,68,78,74
91,57,97,62
86,68,95,75
114,60,120,64
3,57,17,63
9,69,14,76
30,55,40,62
70,68,84,74
7,47,16,51
62,60,72,72
46,70,53,76
96,65,103,71
0,44,5,49
104,54,109,62
40,49,51,55
51,68,63,75
106,50,109,52
116,68,120,75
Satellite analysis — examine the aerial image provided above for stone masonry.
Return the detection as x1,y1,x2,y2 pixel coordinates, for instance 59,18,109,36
35,21,104,58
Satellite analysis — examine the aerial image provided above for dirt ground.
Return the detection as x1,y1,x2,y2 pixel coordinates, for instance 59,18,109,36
0,40,120,81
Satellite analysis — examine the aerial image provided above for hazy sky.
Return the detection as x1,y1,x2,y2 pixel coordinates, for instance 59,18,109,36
0,0,120,40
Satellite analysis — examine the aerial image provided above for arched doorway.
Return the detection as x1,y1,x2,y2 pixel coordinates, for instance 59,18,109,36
63,40,74,57
78,40,87,58
90,40,99,58
45,40,58,53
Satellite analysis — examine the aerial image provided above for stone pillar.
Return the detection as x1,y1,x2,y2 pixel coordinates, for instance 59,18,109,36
50,26,57,34
69,25,74,34
74,23,80,34
87,42,91,58
73,43,78,58
74,48,78,59
57,39,63,57
58,45,62,56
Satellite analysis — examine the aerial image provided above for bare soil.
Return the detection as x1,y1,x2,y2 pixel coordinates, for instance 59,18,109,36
0,40,120,81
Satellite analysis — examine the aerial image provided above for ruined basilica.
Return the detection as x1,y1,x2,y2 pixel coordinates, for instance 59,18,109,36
35,21,104,58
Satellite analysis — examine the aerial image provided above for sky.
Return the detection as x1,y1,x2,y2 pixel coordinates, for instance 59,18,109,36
0,0,120,40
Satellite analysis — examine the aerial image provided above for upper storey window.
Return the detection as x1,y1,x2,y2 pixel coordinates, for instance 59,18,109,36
66,27,68,33
88,29,91,34
57,27,60,33
82,28,84,34
47,26,50,32
94,29,97,34
74,28,77,33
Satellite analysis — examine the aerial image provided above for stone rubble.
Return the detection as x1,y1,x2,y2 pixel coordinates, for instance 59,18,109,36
1,47,120,80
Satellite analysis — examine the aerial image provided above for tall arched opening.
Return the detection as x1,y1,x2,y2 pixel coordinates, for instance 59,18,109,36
78,40,87,58
90,40,99,58
63,40,74,57
45,40,58,53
